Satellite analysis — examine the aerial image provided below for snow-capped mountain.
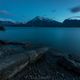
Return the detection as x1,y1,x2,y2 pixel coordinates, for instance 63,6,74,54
1,16,80,27
0,18,16,23
0,18,16,26
26,16,62,27
63,18,80,27
0,18,27,26
32,16,53,21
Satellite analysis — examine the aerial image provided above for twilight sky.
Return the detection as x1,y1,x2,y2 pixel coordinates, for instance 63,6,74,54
0,0,80,22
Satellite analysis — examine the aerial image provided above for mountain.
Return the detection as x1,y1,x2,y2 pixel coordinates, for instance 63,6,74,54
0,21,14,26
0,19,16,26
1,16,80,27
0,20,26,26
0,16,62,27
26,16,62,27
63,19,80,27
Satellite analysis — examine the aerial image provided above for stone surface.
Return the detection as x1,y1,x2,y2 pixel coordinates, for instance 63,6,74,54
0,44,79,80
57,56,80,75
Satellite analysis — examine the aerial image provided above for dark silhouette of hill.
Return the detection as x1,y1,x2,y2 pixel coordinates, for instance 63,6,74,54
0,20,15,26
63,19,80,27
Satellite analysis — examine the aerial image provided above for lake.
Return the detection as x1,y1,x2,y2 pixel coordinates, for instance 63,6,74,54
0,27,80,54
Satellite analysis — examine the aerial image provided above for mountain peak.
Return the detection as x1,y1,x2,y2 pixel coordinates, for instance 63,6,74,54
26,16,62,27
35,16,44,20
33,16,53,21
67,16,80,21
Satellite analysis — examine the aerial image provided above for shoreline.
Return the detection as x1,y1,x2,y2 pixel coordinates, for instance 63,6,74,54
0,40,79,79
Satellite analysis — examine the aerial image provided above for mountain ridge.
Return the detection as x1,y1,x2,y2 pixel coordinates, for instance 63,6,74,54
0,16,80,27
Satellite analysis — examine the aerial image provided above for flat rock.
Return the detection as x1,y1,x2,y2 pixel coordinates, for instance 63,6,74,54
57,56,80,75
68,54,80,63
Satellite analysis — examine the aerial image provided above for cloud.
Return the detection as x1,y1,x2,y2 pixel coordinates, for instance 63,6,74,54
70,6,80,13
0,10,12,16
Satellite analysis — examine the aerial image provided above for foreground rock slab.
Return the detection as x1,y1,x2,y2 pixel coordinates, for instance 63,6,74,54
57,56,80,75
0,47,49,80
6,48,80,80
0,45,80,80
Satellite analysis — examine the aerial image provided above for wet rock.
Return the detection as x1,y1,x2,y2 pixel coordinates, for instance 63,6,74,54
0,40,7,45
0,47,49,80
28,47,49,63
68,54,80,63
57,56,80,75
0,40,32,48
0,46,80,80
0,26,5,31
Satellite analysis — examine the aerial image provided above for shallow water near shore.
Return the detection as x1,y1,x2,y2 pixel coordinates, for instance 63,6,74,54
0,27,80,55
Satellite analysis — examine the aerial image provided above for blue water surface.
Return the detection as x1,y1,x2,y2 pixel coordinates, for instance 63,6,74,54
0,27,80,54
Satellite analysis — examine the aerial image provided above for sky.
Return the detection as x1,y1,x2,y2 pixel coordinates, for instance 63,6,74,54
0,0,80,22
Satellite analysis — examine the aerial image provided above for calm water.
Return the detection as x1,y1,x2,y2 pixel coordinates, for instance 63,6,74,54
0,27,80,54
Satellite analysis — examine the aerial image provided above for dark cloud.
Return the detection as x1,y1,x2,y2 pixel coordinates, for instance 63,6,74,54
70,6,80,13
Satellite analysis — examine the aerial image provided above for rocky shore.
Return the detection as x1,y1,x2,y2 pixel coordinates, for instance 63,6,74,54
0,40,80,80
0,26,5,31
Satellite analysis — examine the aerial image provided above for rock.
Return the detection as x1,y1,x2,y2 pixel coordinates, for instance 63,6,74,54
0,40,7,45
28,47,49,63
0,26,5,31
0,47,49,79
57,57,80,75
0,40,31,48
68,54,80,63
7,42,26,46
